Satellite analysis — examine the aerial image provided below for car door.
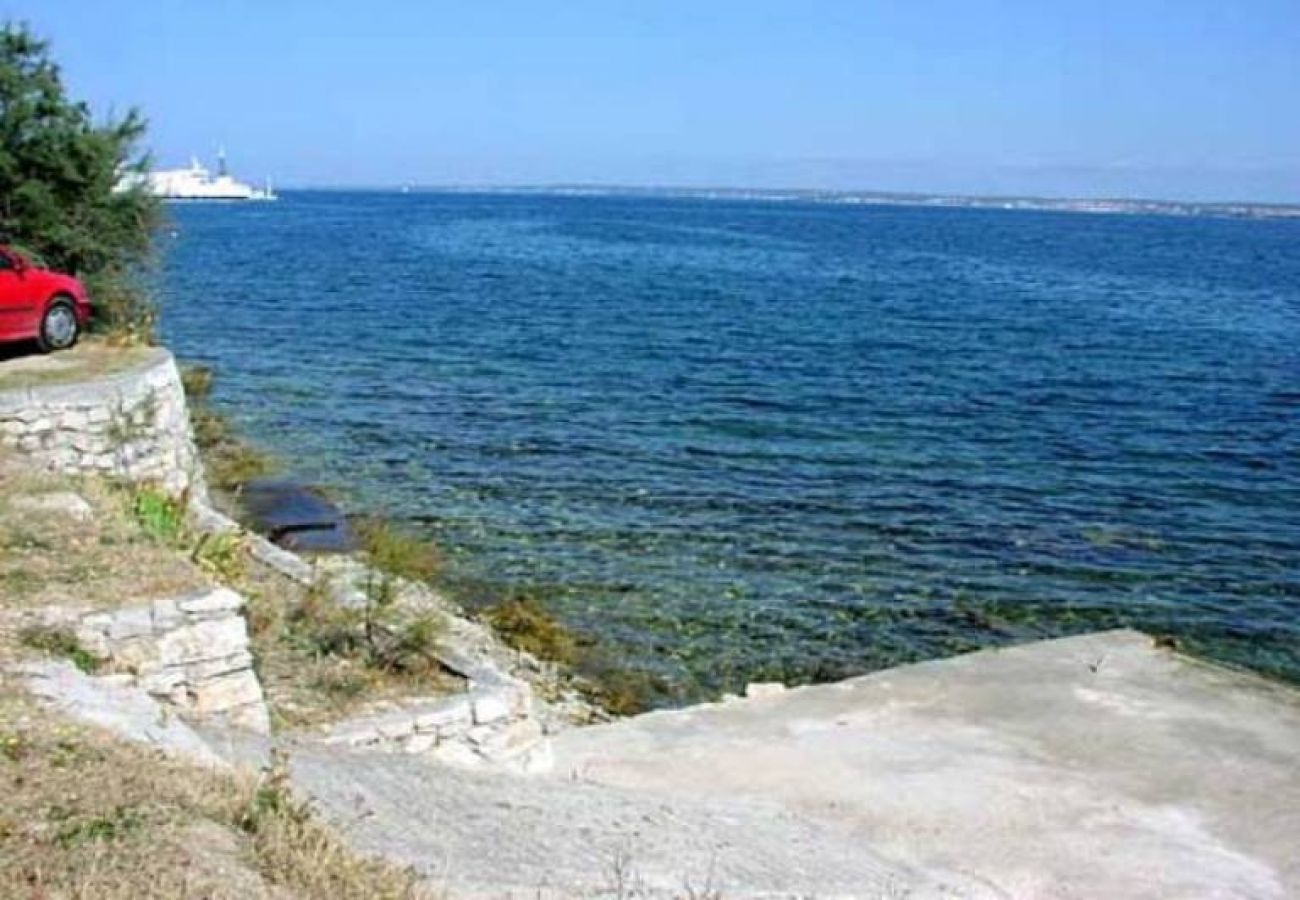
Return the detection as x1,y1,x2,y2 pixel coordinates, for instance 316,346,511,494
0,251,37,340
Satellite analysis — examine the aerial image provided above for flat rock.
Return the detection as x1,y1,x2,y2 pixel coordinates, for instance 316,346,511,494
195,632,1300,898
10,490,94,521
0,354,75,376
21,660,225,768
176,586,245,616
547,630,1300,900
240,479,356,553
744,681,786,699
218,733,945,899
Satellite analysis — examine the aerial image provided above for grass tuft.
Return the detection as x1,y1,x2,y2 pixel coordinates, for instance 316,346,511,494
357,518,443,586
243,575,463,728
18,624,104,673
132,485,186,543
483,593,580,665
192,529,248,582
55,804,145,848
582,665,674,717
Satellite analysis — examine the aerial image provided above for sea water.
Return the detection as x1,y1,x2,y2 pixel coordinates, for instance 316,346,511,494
160,192,1300,702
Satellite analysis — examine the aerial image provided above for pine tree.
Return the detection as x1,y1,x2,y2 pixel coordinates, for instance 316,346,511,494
0,22,162,341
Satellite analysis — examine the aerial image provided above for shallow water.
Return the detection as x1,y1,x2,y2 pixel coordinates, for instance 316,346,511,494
160,192,1300,701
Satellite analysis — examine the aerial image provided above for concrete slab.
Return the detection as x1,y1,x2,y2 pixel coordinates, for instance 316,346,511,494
546,630,1300,899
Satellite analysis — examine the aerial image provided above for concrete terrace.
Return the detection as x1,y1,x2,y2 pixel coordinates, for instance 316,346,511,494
219,630,1300,898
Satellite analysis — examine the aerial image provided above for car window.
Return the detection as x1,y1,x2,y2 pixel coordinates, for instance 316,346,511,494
0,254,11,271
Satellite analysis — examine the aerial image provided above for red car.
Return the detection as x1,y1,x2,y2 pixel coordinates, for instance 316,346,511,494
0,246,92,352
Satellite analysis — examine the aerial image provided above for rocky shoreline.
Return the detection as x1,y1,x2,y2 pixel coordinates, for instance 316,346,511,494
4,344,1299,898
1,346,600,760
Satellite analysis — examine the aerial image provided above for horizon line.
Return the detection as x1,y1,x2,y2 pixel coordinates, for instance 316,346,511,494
257,182,1300,212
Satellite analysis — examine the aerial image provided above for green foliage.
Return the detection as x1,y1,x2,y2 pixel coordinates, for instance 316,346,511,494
191,530,246,581
55,805,144,848
239,751,310,836
483,593,580,665
283,581,362,659
0,730,30,762
85,268,158,345
283,572,446,679
179,364,214,400
0,23,162,341
309,665,369,700
18,624,104,674
130,484,244,579
194,407,276,490
348,520,447,672
582,665,673,716
449,577,674,715
358,518,443,588
131,487,184,543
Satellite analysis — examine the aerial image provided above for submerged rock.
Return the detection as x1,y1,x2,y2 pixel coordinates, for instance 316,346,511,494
239,478,356,553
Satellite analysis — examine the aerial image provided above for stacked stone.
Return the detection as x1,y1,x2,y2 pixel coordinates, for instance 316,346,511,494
73,587,270,733
322,675,548,771
0,348,204,498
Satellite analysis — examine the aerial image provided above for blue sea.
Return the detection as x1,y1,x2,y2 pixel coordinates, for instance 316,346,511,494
160,192,1300,702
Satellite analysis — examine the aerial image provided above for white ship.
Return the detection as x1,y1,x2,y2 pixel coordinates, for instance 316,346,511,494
135,149,276,201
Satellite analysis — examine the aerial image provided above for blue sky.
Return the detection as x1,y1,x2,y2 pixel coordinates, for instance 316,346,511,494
6,1,1299,201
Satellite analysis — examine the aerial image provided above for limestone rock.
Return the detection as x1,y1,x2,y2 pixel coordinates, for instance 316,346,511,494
157,616,249,667
413,696,472,733
403,733,437,754
9,490,94,521
472,690,513,725
745,681,787,699
21,661,225,767
176,587,245,617
191,670,265,716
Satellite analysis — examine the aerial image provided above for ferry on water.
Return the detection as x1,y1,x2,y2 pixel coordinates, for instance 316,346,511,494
135,149,276,201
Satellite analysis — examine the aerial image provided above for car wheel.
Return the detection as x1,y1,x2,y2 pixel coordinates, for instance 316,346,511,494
36,296,79,353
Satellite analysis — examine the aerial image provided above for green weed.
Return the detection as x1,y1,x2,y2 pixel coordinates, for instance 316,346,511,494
55,805,145,848
131,487,184,543
18,625,104,674
483,593,580,665
191,530,246,581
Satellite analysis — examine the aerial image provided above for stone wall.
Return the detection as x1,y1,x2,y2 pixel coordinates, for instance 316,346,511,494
54,586,271,733
322,677,549,772
193,508,564,769
0,348,205,498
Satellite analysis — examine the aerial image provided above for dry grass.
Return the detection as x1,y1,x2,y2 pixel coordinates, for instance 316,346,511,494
0,450,463,730
0,454,451,895
221,516,465,729
0,339,154,392
0,676,434,899
0,462,206,616
238,566,464,730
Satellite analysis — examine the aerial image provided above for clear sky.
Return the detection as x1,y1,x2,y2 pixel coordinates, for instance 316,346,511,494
5,0,1299,201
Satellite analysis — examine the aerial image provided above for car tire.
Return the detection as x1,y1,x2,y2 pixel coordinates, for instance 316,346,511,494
36,296,80,353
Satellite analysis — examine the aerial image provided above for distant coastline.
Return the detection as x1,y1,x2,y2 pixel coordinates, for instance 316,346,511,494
361,183,1300,221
